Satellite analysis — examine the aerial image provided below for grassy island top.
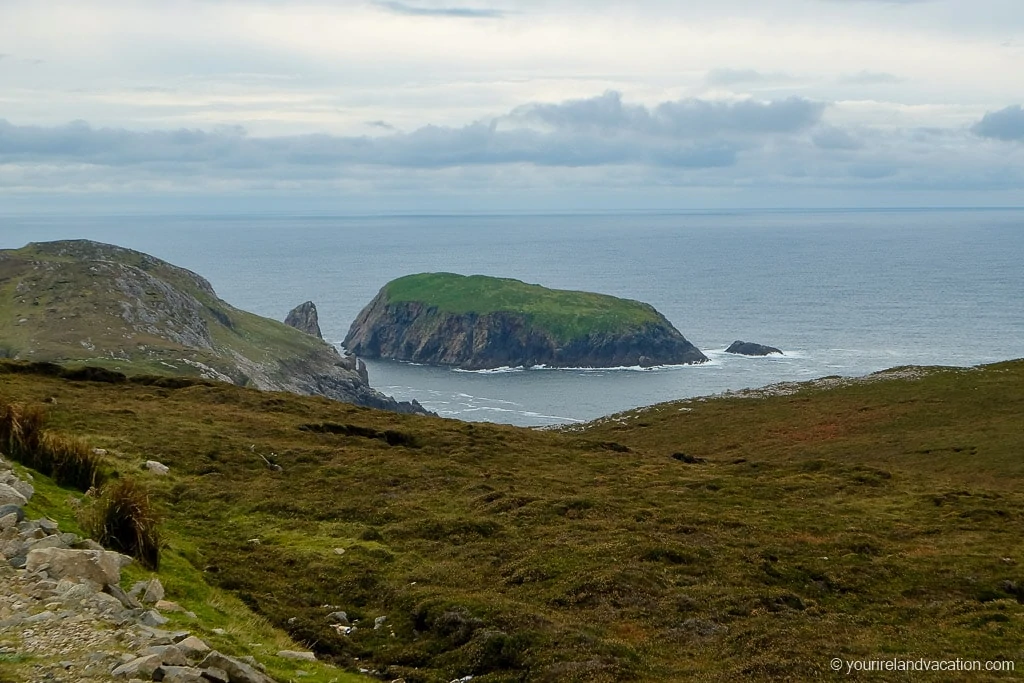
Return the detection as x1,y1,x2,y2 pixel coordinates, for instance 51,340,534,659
383,272,668,340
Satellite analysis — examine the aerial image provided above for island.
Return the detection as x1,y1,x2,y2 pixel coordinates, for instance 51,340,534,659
343,273,708,370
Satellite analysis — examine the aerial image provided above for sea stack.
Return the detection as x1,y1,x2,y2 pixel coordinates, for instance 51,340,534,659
284,301,324,339
344,273,707,370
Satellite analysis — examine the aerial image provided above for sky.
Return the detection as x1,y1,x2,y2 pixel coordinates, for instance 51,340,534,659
1,0,1023,212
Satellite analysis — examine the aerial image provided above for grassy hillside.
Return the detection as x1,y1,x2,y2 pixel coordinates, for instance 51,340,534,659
384,273,667,341
1,359,1023,681
0,240,344,383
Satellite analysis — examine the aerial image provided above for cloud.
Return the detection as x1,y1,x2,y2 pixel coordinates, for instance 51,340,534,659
838,70,903,85
705,68,795,86
972,105,1024,141
372,1,505,18
812,126,862,150
366,120,397,131
513,91,826,136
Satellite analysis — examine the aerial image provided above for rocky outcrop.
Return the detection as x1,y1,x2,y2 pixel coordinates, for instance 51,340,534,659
0,240,427,415
725,341,783,356
345,285,707,370
284,301,323,339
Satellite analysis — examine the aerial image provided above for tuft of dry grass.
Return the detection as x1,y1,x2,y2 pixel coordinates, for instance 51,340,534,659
0,400,103,490
80,477,161,569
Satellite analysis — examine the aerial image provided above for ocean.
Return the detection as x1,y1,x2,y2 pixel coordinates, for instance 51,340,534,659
2,209,1023,426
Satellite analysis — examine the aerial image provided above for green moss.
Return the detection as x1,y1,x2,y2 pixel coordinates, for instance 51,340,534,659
384,272,666,342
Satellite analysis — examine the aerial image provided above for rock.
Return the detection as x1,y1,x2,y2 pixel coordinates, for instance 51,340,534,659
26,547,133,588
175,635,211,659
8,478,33,501
141,609,170,627
671,452,706,464
284,301,324,340
142,578,166,604
140,644,188,666
144,460,170,476
0,513,19,531
326,610,349,625
199,651,276,683
200,667,230,683
0,483,28,508
374,616,387,630
106,584,143,609
277,650,316,661
0,504,25,523
38,518,59,533
724,340,783,356
111,653,164,679
154,666,206,682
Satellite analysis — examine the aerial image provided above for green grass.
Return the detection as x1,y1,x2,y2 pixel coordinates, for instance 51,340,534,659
384,273,667,342
1,359,1023,681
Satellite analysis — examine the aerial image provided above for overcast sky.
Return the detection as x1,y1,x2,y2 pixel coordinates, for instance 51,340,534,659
1,0,1023,211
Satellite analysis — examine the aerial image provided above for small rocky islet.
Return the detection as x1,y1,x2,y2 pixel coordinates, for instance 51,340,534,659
343,272,709,370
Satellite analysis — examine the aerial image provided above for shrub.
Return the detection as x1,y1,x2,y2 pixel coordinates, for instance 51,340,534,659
0,401,46,460
80,478,161,569
37,432,105,491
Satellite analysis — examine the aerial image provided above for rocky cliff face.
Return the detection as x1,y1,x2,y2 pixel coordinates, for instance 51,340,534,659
344,290,708,370
0,240,426,415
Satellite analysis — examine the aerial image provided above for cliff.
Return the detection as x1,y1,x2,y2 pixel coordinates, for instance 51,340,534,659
344,273,707,369
0,240,425,414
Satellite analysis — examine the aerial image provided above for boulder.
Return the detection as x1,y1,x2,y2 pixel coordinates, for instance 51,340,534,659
144,460,170,475
142,577,166,604
111,653,163,679
284,301,324,340
175,635,211,659
0,504,25,523
277,650,316,661
0,483,27,508
725,340,783,356
25,547,133,588
154,666,206,683
199,651,276,683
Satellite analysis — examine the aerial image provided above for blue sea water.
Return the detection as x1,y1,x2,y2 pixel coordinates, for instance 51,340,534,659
2,209,1023,426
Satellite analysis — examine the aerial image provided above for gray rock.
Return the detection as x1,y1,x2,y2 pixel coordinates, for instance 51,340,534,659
175,635,211,659
38,518,59,533
724,340,783,356
141,644,188,666
284,301,324,339
155,666,206,682
200,667,230,683
144,460,170,476
0,513,19,532
199,651,276,683
374,615,387,630
8,478,33,501
142,578,166,604
111,653,163,679
26,547,133,588
106,584,143,609
326,611,348,625
141,609,170,627
0,504,25,523
0,483,27,508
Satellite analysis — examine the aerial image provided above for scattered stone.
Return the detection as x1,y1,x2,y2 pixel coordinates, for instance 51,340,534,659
0,512,19,531
38,518,59,533
141,644,188,666
0,483,28,507
200,651,276,683
374,616,388,630
112,653,164,679
155,665,207,682
144,460,171,475
26,547,133,588
142,577,166,604
326,610,349,625
106,583,144,609
141,609,170,627
0,504,25,523
175,635,211,659
278,650,317,661
200,666,230,683
671,452,707,464
156,599,185,612
93,448,108,455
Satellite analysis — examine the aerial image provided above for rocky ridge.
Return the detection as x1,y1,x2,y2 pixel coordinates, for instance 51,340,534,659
0,240,425,415
0,455,302,683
